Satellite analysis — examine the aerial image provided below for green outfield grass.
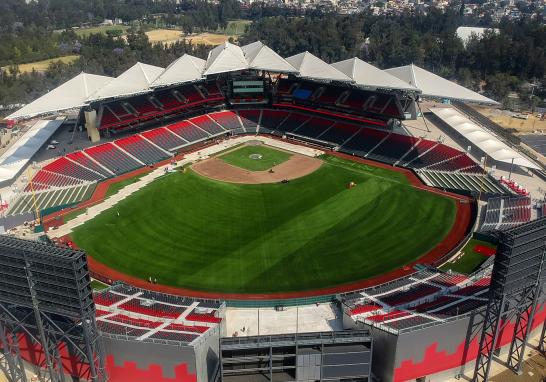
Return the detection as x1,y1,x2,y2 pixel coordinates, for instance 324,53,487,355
71,155,457,294
74,25,129,37
219,145,292,171
440,239,496,274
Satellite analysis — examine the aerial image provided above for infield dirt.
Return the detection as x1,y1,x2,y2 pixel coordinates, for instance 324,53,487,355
191,152,322,184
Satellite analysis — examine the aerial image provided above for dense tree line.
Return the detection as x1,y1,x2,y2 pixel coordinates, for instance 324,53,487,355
0,0,240,30
0,0,544,113
241,10,546,105
0,0,240,66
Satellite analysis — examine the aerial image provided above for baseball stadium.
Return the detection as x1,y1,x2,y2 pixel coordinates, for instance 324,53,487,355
0,41,545,382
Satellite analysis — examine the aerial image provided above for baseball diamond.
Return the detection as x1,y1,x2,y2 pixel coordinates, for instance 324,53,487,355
70,152,458,295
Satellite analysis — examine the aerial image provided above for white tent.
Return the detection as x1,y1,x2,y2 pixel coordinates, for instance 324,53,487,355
430,107,539,169
204,42,248,76
385,64,498,105
332,58,418,92
151,54,206,88
88,62,164,101
242,41,297,73
286,52,352,82
7,73,112,120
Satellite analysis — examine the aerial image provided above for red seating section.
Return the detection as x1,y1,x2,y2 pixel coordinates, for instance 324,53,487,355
368,133,419,164
166,120,209,142
292,117,335,139
33,106,482,191
259,110,290,132
84,143,141,174
99,83,224,131
238,110,261,132
93,292,126,307
276,112,310,133
367,310,409,322
66,151,112,177
186,312,221,324
108,314,163,329
115,134,170,164
140,127,186,151
26,169,82,191
118,301,180,319
188,115,225,135
44,157,104,181
164,323,209,333
209,111,242,131
350,304,381,315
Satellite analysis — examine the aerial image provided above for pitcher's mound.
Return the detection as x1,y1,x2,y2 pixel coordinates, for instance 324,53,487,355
192,153,322,184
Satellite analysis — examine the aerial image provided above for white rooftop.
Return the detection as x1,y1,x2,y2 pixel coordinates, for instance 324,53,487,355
204,42,248,76
0,119,65,184
456,26,499,46
242,41,297,73
7,73,112,120
286,51,352,82
430,107,539,169
88,62,164,101
332,57,418,92
9,43,503,121
385,64,498,105
151,54,206,88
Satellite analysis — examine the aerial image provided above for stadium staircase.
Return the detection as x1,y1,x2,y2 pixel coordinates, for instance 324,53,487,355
416,169,509,196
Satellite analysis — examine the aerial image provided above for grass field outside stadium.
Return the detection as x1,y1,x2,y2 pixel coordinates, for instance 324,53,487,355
71,154,458,295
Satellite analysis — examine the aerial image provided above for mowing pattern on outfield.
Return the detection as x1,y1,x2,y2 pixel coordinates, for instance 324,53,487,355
219,145,292,171
71,155,457,294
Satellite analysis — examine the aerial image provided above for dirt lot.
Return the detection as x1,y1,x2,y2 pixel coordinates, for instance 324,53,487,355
192,153,322,184
145,29,184,44
183,32,235,45
145,29,234,45
473,106,546,134
12,55,80,74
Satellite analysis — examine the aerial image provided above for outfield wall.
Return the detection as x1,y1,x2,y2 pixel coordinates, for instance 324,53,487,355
2,325,221,382
349,301,546,382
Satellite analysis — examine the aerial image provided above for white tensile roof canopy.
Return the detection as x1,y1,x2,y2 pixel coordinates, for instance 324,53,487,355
8,42,502,120
204,42,248,76
152,54,206,88
430,107,539,169
88,62,164,101
7,72,113,120
242,41,297,73
0,119,64,184
332,57,418,92
385,64,498,105
286,51,352,82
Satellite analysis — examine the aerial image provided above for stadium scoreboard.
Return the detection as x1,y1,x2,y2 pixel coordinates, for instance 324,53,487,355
491,217,546,295
0,235,94,317
231,79,265,96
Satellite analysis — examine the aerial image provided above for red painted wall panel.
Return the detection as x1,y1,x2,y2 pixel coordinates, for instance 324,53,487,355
105,355,197,382
393,304,546,381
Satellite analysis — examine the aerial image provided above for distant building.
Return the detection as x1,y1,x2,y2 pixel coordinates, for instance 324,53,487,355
456,26,499,47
